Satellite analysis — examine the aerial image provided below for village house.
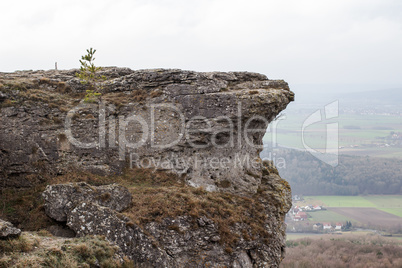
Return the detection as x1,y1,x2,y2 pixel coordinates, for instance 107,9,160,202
288,203,326,222
313,223,322,230
323,223,332,230
294,211,308,221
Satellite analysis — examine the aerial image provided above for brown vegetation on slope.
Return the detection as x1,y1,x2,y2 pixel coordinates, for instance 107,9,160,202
0,167,274,251
281,235,402,268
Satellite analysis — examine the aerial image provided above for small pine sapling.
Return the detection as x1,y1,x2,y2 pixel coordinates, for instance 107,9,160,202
76,48,106,103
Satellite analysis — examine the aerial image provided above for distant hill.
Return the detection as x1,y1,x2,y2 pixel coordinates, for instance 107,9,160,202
285,86,402,113
261,148,402,195
339,88,402,105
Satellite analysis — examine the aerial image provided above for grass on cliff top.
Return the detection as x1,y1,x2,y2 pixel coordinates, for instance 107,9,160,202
0,167,273,251
0,233,133,268
0,77,163,111
0,77,78,109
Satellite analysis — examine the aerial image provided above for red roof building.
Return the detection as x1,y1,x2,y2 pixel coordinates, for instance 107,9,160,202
294,211,308,221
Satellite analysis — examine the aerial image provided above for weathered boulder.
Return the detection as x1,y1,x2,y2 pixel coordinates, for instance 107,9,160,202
67,202,173,267
0,219,21,238
42,182,132,221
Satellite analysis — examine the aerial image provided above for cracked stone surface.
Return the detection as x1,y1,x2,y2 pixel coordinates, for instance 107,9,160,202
42,182,132,222
0,68,293,195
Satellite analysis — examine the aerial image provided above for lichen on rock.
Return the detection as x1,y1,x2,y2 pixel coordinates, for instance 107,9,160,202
42,182,132,222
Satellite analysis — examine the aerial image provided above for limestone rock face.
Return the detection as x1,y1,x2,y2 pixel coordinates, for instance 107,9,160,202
0,68,293,195
2,68,294,267
0,219,21,238
42,182,132,222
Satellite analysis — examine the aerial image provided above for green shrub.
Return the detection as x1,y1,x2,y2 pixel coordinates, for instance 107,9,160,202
76,48,105,102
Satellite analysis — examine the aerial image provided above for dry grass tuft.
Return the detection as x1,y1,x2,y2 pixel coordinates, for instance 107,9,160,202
39,77,70,93
0,234,133,268
0,233,39,254
167,225,183,234
0,99,14,108
130,89,147,102
57,133,67,142
216,180,231,188
150,90,163,98
103,89,150,108
103,92,128,108
99,192,111,202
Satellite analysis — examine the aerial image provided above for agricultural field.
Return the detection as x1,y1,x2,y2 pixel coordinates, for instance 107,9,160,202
301,196,376,207
330,208,401,228
380,208,402,218
306,210,351,223
294,195,402,229
301,195,402,216
366,196,402,208
263,113,402,159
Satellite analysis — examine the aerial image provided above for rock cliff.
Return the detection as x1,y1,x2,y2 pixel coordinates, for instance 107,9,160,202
0,68,293,194
0,68,293,267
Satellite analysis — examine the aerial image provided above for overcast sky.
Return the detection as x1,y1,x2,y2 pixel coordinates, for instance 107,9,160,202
1,0,401,92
